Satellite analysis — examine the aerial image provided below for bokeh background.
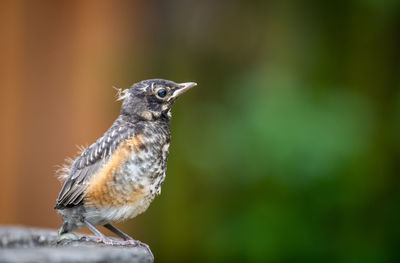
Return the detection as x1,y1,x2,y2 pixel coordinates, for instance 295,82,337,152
1,0,400,262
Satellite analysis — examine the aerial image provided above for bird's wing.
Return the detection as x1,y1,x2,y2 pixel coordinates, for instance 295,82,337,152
55,124,135,209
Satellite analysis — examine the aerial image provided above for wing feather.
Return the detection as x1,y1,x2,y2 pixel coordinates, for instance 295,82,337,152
55,122,135,209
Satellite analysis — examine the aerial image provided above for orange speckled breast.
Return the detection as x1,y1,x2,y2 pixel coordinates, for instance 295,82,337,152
84,135,147,208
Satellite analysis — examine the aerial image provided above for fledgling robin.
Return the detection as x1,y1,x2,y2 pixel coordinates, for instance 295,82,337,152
55,79,196,257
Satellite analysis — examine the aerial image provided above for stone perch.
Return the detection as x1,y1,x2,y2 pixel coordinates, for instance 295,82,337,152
0,226,154,263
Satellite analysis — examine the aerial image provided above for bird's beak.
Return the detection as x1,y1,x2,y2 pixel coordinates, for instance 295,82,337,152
170,82,197,100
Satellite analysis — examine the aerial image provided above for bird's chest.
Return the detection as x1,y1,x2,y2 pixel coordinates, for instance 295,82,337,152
84,124,170,222
85,141,170,223
120,140,170,195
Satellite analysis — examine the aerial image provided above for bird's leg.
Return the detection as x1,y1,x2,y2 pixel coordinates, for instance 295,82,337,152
84,220,115,244
103,223,154,259
103,223,134,241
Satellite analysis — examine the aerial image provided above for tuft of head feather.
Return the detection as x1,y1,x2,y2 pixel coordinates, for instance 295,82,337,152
113,86,129,101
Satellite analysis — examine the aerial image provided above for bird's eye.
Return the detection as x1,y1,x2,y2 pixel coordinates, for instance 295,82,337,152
157,88,167,98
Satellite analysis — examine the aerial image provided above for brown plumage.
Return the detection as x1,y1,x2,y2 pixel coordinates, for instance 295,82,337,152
85,135,146,208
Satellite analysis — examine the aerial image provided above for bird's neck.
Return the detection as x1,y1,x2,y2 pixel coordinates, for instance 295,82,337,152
120,111,171,125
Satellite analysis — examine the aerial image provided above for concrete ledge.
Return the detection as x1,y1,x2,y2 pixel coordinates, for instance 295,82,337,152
0,226,153,263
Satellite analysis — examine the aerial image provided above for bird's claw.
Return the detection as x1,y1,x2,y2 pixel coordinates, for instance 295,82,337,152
123,239,154,260
132,240,153,260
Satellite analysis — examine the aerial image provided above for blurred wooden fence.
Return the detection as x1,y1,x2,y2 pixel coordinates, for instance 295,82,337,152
0,0,149,228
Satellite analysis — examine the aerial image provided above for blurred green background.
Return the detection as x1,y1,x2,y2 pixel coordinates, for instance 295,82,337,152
0,0,399,262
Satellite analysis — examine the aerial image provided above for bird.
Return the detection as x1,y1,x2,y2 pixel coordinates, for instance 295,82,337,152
55,79,196,257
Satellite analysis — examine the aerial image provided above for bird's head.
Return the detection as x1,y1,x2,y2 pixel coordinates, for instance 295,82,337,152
118,79,196,121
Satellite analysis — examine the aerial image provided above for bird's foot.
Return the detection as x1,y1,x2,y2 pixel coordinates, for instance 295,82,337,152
82,235,154,260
